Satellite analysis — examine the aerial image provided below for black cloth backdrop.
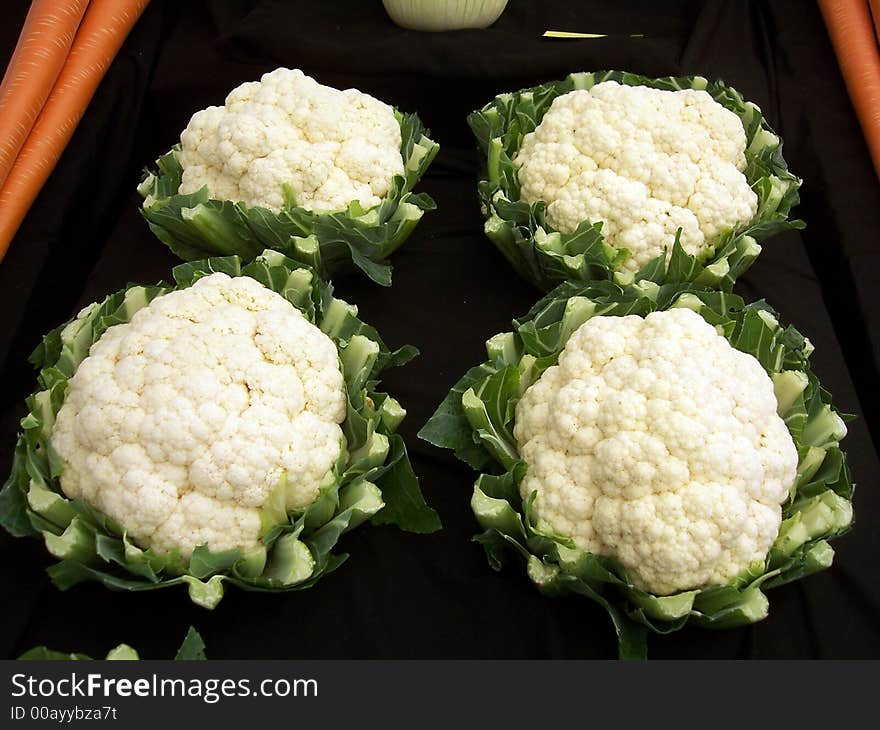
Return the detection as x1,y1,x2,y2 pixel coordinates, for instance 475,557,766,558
1,0,878,659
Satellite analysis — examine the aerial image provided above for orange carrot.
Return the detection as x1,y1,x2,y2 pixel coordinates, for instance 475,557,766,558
819,0,880,181
0,0,90,189
0,0,151,263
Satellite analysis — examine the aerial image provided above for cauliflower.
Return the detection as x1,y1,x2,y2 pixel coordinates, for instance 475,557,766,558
178,68,404,213
513,307,798,595
3,251,438,607
515,81,759,272
423,280,849,656
50,272,346,558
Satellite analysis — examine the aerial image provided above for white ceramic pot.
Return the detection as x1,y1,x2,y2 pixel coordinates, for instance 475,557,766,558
382,0,509,31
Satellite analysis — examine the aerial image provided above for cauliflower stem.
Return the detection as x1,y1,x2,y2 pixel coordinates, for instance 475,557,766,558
0,252,440,608
468,71,804,291
419,281,853,658
139,110,439,286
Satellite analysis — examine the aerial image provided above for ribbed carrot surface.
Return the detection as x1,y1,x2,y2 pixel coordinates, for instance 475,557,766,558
0,0,89,189
819,0,880,181
0,0,151,262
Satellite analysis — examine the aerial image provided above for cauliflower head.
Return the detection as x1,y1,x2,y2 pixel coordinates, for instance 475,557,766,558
50,272,347,558
513,307,798,595
515,81,759,273
178,68,404,213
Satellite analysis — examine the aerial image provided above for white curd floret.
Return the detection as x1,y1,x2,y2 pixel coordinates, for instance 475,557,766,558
515,81,759,272
50,272,347,558
178,68,404,213
513,307,798,595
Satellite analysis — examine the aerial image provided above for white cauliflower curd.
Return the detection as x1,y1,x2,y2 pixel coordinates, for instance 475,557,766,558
515,81,759,272
514,307,798,595
178,68,405,213
50,273,347,558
